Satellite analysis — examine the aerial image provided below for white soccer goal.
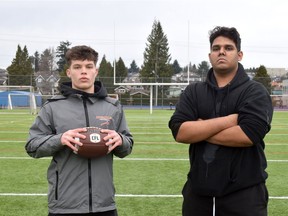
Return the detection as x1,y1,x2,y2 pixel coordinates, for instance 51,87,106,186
0,85,38,114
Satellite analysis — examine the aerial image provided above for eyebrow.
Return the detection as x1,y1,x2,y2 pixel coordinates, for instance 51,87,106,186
213,43,233,47
72,63,94,67
212,43,235,48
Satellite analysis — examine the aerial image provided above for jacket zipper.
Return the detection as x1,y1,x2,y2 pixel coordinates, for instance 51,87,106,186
82,96,93,212
55,171,59,200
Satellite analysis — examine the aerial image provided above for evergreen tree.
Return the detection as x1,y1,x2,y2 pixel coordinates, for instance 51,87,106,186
116,57,127,82
253,65,271,94
183,62,192,73
56,41,72,75
172,59,182,74
183,62,198,73
141,20,172,83
197,61,210,79
128,60,139,74
6,45,34,86
245,67,257,72
98,55,114,92
98,55,113,77
191,64,197,73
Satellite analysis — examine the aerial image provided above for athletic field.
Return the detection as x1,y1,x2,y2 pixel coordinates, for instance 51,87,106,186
0,109,287,216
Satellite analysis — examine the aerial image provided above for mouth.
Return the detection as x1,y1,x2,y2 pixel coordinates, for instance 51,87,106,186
217,58,227,64
80,77,89,82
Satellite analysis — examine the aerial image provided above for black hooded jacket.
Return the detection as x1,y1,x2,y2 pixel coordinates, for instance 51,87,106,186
169,63,273,196
59,81,107,98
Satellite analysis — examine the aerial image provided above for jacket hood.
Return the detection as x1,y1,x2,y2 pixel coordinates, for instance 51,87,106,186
59,81,108,99
205,63,250,91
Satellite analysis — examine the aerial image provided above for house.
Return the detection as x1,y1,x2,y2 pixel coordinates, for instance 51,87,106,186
266,68,287,77
282,79,288,94
166,86,184,98
35,71,60,95
171,71,202,83
114,86,130,94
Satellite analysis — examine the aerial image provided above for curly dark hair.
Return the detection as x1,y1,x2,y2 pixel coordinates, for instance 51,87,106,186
209,26,241,51
65,45,98,67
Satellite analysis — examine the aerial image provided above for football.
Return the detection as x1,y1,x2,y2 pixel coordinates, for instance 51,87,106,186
74,127,109,158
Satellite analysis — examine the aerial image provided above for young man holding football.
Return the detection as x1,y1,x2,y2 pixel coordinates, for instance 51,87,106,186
26,45,133,216
169,26,273,216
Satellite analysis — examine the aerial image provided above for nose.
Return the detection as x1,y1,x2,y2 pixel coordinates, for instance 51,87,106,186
219,47,225,56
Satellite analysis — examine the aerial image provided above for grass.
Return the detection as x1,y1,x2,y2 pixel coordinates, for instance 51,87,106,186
0,109,287,216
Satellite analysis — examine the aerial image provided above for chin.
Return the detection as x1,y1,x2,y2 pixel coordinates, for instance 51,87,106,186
75,84,94,92
215,66,231,74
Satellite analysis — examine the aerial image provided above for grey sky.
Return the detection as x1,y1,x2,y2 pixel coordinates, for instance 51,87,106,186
1,0,288,70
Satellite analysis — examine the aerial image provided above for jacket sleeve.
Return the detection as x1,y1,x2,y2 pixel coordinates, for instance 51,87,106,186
238,82,273,145
168,84,198,139
25,105,64,158
113,105,133,158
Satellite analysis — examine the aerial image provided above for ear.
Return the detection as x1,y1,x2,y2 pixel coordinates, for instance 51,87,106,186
238,51,243,61
208,53,212,63
66,68,71,78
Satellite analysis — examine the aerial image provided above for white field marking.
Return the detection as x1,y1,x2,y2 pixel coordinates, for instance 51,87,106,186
0,113,29,115
130,126,169,128
0,141,25,143
2,140,288,145
0,193,182,197
0,132,173,135
0,157,287,163
129,132,172,135
0,193,287,199
266,143,288,146
266,134,288,136
1,141,178,145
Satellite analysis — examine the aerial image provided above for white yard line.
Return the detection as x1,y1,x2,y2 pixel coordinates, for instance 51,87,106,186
0,156,287,162
0,193,287,199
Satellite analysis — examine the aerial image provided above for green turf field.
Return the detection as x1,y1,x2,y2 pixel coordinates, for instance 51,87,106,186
0,109,287,216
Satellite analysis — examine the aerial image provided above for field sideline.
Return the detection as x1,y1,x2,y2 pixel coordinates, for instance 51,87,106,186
0,109,287,216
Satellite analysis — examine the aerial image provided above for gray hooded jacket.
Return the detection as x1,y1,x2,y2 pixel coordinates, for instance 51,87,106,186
25,81,133,214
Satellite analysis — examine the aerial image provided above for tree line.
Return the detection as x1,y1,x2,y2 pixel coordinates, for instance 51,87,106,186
3,19,273,93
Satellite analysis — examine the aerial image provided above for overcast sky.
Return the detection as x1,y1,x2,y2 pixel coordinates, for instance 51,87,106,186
1,0,288,70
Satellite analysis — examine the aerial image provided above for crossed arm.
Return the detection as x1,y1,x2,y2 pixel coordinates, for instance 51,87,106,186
175,114,253,147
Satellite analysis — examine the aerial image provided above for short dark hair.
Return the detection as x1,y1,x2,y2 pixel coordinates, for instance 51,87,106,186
209,26,241,51
65,45,98,67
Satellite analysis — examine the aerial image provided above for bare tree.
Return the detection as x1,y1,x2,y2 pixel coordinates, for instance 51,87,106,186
39,48,56,72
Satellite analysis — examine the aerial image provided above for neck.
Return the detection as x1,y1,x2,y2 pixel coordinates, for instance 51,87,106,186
214,69,237,88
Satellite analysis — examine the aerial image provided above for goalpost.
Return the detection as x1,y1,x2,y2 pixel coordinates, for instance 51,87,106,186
0,85,38,114
113,73,189,114
112,60,190,114
7,93,37,112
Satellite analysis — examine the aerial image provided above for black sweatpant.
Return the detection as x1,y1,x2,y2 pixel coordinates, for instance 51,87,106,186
48,210,118,216
182,179,268,216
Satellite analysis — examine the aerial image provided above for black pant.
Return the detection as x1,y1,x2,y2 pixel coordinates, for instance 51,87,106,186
48,210,118,216
182,180,268,216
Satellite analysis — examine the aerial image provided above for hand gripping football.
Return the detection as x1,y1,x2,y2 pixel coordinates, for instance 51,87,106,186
74,127,109,158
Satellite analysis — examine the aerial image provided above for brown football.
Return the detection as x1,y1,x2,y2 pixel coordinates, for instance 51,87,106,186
74,127,109,158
